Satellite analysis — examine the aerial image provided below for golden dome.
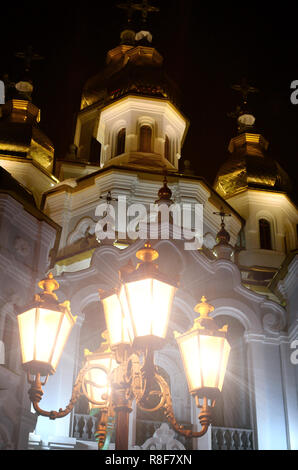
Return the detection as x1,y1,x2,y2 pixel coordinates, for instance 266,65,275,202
80,39,180,110
214,132,292,199
0,99,54,172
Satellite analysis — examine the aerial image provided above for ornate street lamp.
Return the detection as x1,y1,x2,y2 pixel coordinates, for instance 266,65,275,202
102,242,178,351
17,273,77,379
17,246,231,450
174,296,231,429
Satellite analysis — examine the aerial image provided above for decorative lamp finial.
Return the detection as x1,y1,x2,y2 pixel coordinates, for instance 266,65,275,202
136,242,159,263
37,272,59,301
194,296,215,319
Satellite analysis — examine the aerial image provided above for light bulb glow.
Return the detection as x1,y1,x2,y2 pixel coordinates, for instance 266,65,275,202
176,329,231,396
17,306,75,375
119,278,175,342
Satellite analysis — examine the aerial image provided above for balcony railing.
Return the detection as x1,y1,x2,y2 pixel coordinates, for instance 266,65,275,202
71,414,255,450
212,426,254,450
72,413,98,441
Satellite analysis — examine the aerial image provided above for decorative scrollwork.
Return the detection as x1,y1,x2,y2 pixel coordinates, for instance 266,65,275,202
81,364,110,408
136,371,166,413
126,353,147,403
150,372,211,438
30,365,88,420
28,343,211,443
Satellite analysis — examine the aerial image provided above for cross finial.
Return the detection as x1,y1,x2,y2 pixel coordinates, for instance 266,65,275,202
99,191,118,204
229,79,258,132
15,45,44,73
131,0,159,23
117,0,136,24
213,206,231,227
231,77,259,106
117,0,159,25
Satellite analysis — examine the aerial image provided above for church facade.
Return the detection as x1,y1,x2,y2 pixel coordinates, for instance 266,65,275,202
0,18,297,451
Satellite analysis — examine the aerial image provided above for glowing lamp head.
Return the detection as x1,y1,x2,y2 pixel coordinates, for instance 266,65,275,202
17,273,76,377
83,331,117,411
100,289,131,350
118,243,178,351
175,296,230,401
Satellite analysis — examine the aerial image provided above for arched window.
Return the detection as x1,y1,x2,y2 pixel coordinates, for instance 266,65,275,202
212,316,251,430
164,135,170,161
78,118,95,162
259,218,272,250
139,125,152,152
89,137,101,164
116,128,126,156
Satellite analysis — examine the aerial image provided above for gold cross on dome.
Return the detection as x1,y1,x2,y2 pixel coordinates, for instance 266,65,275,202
231,77,259,105
15,45,43,73
117,1,136,23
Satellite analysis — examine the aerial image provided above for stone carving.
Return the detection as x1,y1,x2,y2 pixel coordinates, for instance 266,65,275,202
262,312,285,333
67,217,96,245
131,423,185,450
261,302,286,333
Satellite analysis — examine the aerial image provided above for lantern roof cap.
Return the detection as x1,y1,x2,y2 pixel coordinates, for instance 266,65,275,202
136,242,159,262
174,297,228,339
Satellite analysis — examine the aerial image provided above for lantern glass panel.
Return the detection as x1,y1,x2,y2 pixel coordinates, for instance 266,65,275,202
177,330,231,395
120,278,175,341
51,312,74,370
17,306,74,374
102,294,131,347
17,307,35,364
36,308,63,364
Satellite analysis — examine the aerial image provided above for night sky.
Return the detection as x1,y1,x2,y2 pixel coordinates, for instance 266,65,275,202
0,1,297,201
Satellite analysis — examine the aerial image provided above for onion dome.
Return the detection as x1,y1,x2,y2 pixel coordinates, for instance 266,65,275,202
214,80,292,199
0,99,54,173
155,175,173,206
0,46,54,173
216,222,231,245
214,131,292,199
80,30,180,110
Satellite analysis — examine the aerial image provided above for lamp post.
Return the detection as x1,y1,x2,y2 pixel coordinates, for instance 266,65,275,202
17,244,231,450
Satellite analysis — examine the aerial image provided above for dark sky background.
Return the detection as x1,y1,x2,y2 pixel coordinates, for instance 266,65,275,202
0,0,297,201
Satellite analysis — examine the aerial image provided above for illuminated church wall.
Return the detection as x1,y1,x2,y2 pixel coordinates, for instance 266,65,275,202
226,190,298,269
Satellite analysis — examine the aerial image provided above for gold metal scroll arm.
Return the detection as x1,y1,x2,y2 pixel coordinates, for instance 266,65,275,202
28,366,87,420
155,373,212,438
